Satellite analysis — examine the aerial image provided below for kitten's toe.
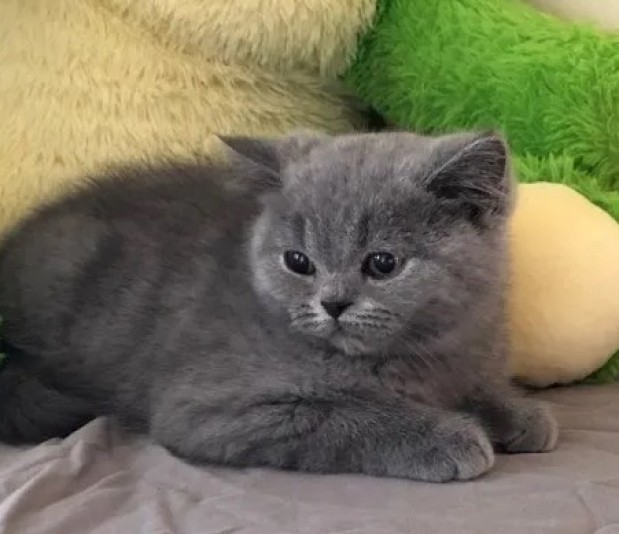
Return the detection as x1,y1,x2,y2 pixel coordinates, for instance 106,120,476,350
502,401,558,453
422,418,495,482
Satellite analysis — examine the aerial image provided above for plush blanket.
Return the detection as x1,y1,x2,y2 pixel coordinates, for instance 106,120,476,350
0,0,375,236
1,385,617,533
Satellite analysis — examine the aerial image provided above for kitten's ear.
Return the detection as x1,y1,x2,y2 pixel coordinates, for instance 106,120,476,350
219,136,282,192
219,133,324,192
425,132,513,226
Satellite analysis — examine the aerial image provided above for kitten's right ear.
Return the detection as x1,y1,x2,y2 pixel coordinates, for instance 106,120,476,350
219,136,282,193
219,133,324,193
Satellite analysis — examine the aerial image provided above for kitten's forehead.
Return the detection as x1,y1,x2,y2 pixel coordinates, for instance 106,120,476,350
292,133,431,184
269,134,433,265
282,133,433,213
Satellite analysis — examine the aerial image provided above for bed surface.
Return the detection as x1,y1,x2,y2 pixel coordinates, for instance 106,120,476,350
0,385,617,534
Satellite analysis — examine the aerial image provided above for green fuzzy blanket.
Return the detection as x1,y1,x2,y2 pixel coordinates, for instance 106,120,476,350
346,0,619,383
348,0,619,188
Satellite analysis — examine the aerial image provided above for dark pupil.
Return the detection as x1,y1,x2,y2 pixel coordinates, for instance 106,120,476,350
370,253,396,275
284,251,314,275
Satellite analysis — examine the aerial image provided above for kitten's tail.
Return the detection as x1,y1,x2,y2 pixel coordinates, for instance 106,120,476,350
0,342,93,444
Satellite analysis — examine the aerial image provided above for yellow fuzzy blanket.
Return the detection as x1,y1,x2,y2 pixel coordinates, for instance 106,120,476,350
0,0,376,234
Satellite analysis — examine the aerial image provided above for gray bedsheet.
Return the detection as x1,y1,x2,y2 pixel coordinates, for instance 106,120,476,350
0,385,617,534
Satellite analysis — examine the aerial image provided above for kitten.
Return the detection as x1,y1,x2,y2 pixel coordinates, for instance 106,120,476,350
0,131,558,482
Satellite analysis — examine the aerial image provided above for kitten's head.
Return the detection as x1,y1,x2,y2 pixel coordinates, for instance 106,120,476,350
221,131,513,356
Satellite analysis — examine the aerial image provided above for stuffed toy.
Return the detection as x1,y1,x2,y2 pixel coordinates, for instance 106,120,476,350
526,0,619,31
508,183,619,386
0,0,377,236
346,0,619,386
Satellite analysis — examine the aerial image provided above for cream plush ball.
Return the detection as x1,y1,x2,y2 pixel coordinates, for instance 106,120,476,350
526,0,619,31
507,183,619,387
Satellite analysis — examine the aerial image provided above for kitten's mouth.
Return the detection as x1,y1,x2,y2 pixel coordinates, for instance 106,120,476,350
292,315,381,355
328,327,372,356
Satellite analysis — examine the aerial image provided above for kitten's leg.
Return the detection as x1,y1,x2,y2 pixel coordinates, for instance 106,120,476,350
151,392,495,482
463,391,558,453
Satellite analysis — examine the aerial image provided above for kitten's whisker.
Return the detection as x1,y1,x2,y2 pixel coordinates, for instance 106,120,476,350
412,342,444,376
300,321,323,329
348,322,384,331
292,311,318,321
365,308,394,318
353,313,391,322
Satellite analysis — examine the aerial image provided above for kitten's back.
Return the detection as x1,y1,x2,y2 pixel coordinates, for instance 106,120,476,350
0,162,259,430
0,162,256,322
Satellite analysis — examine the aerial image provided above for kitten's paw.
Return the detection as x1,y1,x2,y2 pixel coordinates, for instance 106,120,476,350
501,401,558,453
420,418,495,482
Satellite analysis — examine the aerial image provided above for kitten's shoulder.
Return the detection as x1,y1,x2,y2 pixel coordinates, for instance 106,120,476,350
18,161,252,231
0,161,251,266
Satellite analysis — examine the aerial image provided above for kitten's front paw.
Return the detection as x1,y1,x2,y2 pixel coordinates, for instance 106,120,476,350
421,417,495,482
501,401,558,453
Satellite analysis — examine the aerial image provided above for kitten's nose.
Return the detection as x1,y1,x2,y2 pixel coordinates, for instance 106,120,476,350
321,300,352,319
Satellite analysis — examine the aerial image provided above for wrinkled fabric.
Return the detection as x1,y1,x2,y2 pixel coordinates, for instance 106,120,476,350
0,385,617,533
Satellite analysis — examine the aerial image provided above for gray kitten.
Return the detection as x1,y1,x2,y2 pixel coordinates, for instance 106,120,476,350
0,131,557,482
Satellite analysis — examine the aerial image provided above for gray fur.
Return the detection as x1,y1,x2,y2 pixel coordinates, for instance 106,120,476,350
0,131,557,482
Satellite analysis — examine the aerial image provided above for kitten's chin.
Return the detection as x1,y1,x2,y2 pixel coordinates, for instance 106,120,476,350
329,332,377,357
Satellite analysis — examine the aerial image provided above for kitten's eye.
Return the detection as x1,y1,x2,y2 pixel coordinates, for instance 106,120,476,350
284,251,316,276
364,252,398,279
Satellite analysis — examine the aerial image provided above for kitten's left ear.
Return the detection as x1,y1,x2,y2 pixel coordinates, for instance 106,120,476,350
426,132,513,225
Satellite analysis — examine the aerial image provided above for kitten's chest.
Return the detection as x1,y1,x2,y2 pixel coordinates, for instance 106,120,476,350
372,358,464,409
